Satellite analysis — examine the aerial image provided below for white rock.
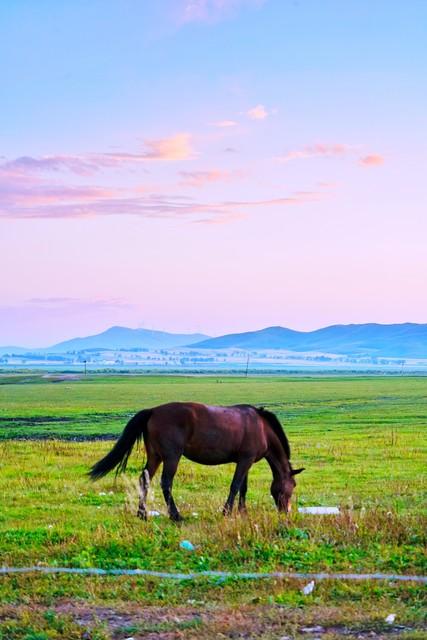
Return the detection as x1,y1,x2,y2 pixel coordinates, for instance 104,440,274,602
385,613,396,624
298,506,339,515
301,580,315,595
148,510,160,517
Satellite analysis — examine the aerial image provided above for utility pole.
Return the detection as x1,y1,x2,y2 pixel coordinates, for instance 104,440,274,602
245,353,250,377
84,359,87,376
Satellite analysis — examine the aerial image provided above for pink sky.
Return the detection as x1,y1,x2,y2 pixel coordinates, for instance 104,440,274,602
1,0,426,346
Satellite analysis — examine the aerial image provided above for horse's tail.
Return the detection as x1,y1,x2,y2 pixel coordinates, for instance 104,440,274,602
89,409,152,480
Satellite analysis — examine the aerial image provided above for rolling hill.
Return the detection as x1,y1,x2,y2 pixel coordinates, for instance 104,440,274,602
192,323,427,357
46,326,210,352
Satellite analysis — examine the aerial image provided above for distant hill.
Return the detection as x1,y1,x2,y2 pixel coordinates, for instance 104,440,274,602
192,323,427,358
2,323,426,358
0,346,33,356
46,326,210,352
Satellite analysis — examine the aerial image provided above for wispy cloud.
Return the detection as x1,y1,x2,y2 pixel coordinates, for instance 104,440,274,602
1,170,322,224
277,143,352,163
359,154,385,167
221,191,322,208
179,169,234,187
277,144,385,167
0,155,100,177
211,119,238,128
0,170,118,208
177,0,265,24
25,297,134,310
1,133,195,177
246,104,269,120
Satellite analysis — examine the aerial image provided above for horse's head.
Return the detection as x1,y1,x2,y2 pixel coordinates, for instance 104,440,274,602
271,467,304,513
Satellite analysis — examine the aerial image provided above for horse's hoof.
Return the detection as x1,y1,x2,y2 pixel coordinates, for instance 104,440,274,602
222,506,232,517
137,509,147,521
170,513,184,523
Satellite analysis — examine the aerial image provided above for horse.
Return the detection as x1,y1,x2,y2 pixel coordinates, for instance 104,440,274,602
89,402,304,521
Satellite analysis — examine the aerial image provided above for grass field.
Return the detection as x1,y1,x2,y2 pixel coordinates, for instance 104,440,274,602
0,374,426,639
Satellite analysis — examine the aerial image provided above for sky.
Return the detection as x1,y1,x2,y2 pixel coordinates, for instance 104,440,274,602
1,0,426,347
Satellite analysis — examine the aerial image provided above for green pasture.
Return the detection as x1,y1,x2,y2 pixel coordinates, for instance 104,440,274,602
0,374,426,639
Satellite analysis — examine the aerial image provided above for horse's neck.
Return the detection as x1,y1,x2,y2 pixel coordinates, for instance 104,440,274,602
266,431,291,480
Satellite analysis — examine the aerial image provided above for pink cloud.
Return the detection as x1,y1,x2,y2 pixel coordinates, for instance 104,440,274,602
0,133,195,178
0,171,117,207
1,155,100,177
277,143,352,163
221,191,322,208
179,169,233,187
211,120,238,128
247,104,269,120
25,296,134,310
359,154,385,166
1,172,322,223
138,132,195,160
0,138,323,224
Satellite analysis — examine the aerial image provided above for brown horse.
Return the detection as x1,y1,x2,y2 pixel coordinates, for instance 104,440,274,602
89,402,304,521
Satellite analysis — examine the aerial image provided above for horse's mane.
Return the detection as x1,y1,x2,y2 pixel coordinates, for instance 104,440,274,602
255,407,291,460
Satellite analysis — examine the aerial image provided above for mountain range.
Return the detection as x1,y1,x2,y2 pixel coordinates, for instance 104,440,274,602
1,323,426,358
192,323,427,357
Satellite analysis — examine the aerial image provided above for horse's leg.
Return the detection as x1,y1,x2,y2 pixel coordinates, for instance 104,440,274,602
238,473,248,514
137,453,161,520
223,459,253,516
161,456,183,522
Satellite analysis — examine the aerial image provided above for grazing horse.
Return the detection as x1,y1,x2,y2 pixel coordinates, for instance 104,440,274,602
89,402,304,521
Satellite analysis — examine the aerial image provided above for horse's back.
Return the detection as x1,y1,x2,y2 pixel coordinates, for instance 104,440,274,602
147,402,267,465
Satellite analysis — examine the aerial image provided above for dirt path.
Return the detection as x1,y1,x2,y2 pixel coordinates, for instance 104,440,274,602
2,602,424,639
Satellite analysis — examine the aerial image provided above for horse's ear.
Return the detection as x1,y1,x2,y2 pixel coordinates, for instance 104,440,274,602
291,467,305,476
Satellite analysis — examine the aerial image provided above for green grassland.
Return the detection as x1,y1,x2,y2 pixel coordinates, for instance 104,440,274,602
0,374,426,639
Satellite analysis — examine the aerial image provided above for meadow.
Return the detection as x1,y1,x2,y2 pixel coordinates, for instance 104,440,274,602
0,374,426,639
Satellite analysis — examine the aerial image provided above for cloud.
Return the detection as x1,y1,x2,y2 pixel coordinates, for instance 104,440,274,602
139,132,195,160
277,144,384,167
277,143,353,163
0,155,100,177
221,191,322,208
247,104,269,120
192,211,246,224
179,169,233,187
359,154,385,167
177,0,264,24
1,170,322,223
0,138,324,224
25,297,134,310
211,120,238,128
0,172,117,208
0,133,195,177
